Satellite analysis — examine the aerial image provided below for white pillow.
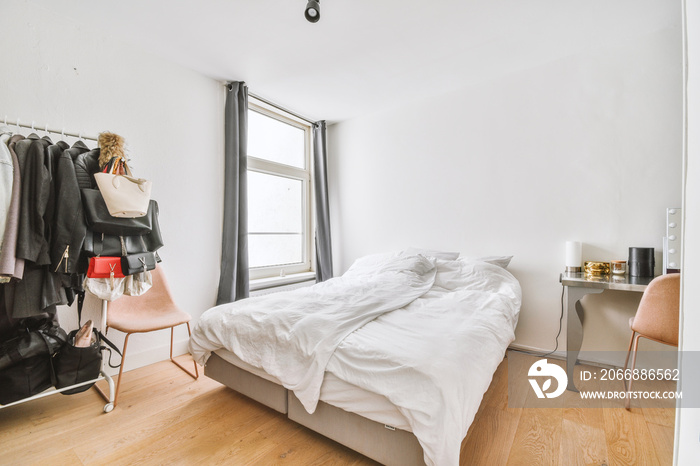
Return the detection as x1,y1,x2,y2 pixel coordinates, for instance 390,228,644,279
461,255,513,268
403,247,460,260
346,251,400,273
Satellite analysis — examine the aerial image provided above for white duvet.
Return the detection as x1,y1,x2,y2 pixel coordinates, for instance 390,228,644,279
189,254,521,466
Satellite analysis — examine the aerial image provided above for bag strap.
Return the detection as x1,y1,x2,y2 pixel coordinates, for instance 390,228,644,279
95,233,103,257
97,331,123,369
102,157,115,174
37,331,59,387
121,160,133,177
77,291,85,324
102,157,131,176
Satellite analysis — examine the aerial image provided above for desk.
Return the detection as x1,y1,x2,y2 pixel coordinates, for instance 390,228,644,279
560,272,654,391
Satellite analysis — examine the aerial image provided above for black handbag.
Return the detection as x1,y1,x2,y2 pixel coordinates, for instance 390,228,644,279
0,318,68,371
83,228,164,257
0,355,53,405
121,252,157,276
0,318,67,405
81,189,154,236
54,328,122,395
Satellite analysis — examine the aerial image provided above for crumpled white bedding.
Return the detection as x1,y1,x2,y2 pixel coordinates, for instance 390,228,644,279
189,253,521,466
327,258,521,466
189,253,437,413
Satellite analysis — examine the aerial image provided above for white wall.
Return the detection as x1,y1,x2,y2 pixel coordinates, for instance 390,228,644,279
676,1,700,463
328,12,682,353
1,0,224,370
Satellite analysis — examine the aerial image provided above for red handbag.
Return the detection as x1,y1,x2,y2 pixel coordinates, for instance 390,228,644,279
86,257,125,279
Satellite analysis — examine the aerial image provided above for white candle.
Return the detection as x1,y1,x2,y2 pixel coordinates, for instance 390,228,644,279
565,241,582,268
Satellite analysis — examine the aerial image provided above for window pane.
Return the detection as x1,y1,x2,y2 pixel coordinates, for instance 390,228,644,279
248,171,302,233
248,234,302,268
248,110,305,168
247,171,303,268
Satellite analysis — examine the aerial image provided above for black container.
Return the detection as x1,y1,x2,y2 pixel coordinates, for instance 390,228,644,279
628,247,655,277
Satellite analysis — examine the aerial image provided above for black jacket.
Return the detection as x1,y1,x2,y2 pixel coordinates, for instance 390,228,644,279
7,134,72,317
44,141,70,254
14,134,52,265
51,142,90,273
73,148,101,189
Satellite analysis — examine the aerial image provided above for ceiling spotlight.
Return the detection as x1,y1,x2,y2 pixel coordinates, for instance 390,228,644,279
305,0,320,23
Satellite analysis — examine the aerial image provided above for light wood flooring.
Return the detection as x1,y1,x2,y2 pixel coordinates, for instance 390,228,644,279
0,352,675,465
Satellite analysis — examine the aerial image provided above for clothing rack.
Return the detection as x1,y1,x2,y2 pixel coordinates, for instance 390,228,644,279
0,119,115,412
2,115,99,142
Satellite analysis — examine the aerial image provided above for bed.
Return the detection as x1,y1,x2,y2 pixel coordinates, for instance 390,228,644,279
190,251,521,466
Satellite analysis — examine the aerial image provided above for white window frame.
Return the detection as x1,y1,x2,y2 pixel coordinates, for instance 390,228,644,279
247,97,315,283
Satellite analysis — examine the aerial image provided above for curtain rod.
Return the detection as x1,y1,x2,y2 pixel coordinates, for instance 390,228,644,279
2,115,99,142
247,92,317,125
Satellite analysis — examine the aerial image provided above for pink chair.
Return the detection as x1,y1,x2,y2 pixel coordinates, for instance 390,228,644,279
623,273,680,409
96,265,199,406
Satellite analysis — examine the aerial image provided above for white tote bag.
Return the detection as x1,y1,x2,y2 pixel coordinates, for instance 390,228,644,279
94,159,152,218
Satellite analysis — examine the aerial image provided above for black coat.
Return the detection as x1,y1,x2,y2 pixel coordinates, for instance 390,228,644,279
14,134,52,265
7,136,89,318
51,142,90,273
43,141,70,253
73,148,101,189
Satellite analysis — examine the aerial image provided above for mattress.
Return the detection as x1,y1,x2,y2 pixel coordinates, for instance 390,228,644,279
214,348,412,431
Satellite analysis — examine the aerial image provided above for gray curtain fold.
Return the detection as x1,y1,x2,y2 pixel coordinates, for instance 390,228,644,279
313,121,333,282
217,82,249,303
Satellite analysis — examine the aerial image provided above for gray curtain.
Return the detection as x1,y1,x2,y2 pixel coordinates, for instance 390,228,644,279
217,82,249,303
313,121,333,282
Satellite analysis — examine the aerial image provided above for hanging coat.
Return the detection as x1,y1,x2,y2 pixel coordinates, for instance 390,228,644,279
14,134,53,265
0,127,14,263
51,141,90,274
7,134,67,317
0,134,25,280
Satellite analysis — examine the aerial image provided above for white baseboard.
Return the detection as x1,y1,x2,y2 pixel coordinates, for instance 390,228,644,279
508,342,566,360
507,342,670,370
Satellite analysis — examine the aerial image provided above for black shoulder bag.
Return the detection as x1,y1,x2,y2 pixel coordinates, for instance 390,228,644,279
0,318,68,405
54,328,122,395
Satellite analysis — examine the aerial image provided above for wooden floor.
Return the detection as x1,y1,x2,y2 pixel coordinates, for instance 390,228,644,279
0,352,675,465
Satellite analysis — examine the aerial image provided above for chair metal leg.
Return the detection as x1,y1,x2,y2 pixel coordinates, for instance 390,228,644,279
112,333,131,407
625,333,642,410
623,331,635,392
95,332,130,407
170,322,199,380
98,325,198,407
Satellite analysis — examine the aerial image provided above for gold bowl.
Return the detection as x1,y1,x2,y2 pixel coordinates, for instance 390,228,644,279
584,261,611,276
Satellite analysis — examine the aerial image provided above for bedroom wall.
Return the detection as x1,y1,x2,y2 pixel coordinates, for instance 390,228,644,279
328,15,683,355
1,0,224,371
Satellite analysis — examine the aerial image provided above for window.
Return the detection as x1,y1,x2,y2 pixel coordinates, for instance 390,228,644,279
247,97,313,281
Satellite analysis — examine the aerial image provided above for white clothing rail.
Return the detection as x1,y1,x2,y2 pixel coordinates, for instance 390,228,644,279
2,115,99,142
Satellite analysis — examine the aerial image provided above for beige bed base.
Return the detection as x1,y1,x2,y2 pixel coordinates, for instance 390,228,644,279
205,352,425,465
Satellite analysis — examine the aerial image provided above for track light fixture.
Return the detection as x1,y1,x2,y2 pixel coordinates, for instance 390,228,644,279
305,0,320,23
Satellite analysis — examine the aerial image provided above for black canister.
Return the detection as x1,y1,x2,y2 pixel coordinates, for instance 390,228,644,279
628,247,655,277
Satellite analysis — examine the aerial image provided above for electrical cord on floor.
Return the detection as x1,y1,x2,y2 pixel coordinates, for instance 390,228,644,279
508,285,565,359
